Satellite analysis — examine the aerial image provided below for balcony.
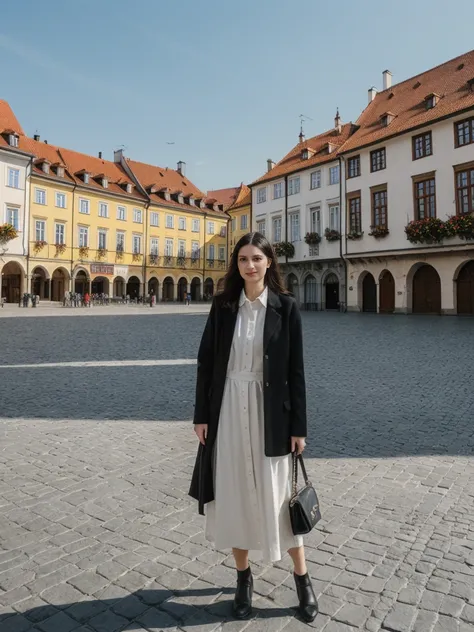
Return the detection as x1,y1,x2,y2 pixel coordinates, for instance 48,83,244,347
147,255,202,269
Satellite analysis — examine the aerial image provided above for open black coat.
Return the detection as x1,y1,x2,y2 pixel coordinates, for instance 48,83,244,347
188,289,307,515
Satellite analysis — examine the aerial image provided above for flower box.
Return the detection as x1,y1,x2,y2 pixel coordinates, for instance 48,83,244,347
55,243,67,255
273,242,295,258
34,240,47,252
79,246,89,258
369,226,390,238
132,253,142,262
0,223,18,242
304,232,321,245
405,217,446,244
325,228,341,242
445,214,474,240
347,230,363,240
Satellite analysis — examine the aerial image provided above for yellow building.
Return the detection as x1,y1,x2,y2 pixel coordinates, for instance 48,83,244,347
225,184,251,256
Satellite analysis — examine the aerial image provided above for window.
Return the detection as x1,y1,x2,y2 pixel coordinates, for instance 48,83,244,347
207,221,215,235
8,168,20,188
329,205,340,230
133,208,143,223
414,177,436,220
79,226,89,247
208,244,215,260
117,205,126,221
348,196,361,232
165,238,173,256
219,246,225,260
150,211,159,227
240,215,248,230
310,206,321,234
132,235,141,254
329,165,340,185
192,219,200,232
455,117,474,147
55,192,66,209
413,132,433,160
372,188,388,228
273,217,282,242
257,187,266,203
290,213,300,242
55,223,65,245
220,225,227,237
273,182,283,199
179,217,186,230
166,214,174,229
455,166,474,215
310,170,321,189
98,230,107,250
191,241,200,260
35,188,46,205
9,134,18,148
288,176,300,195
83,173,89,184
231,218,236,232
6,206,19,230
79,198,90,214
371,148,386,172
150,237,159,255
35,220,45,242
256,220,266,236
99,202,108,218
347,156,360,178
178,240,186,257
116,232,125,251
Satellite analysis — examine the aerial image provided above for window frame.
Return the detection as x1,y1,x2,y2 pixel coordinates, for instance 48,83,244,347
347,192,362,233
273,182,283,199
370,148,386,173
289,212,300,242
288,176,300,196
116,231,125,251
329,165,340,185
454,161,474,215
133,208,143,224
150,237,159,255
79,198,90,215
5,206,19,230
207,221,215,235
35,188,47,205
192,218,200,232
55,223,65,245
240,214,248,230
272,216,282,242
412,131,433,160
347,156,361,179
454,117,474,148
98,229,107,250
309,206,321,235
55,192,67,209
78,226,89,247
310,170,321,189
370,185,388,228
166,214,174,229
412,172,436,220
257,187,266,203
132,234,142,254
178,217,186,231
117,205,126,221
98,202,108,218
35,219,46,242
329,204,340,231
256,219,266,236
8,167,20,189
165,238,173,256
150,211,159,227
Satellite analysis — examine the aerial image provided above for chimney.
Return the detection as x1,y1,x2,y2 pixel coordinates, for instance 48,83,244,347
44,140,48,144
33,134,40,142
267,159,275,172
98,151,102,159
334,108,342,134
113,149,124,164
177,160,186,176
368,87,377,103
383,70,392,91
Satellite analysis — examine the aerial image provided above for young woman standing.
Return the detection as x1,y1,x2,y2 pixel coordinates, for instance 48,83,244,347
189,232,318,623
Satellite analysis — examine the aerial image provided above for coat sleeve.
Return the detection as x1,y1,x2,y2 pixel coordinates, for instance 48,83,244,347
288,300,307,437
193,299,216,425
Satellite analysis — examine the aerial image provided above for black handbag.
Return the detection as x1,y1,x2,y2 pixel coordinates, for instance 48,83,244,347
289,452,321,535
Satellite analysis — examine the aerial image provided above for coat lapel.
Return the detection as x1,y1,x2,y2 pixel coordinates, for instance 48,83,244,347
263,290,282,351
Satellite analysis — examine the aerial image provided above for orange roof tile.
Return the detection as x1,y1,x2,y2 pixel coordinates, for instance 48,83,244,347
207,186,241,208
227,184,251,210
0,100,24,135
251,123,353,185
341,49,474,153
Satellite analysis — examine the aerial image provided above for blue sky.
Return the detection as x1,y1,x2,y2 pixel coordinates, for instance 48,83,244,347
1,0,474,192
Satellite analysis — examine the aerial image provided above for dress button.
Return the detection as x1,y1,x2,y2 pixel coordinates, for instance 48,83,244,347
265,382,269,387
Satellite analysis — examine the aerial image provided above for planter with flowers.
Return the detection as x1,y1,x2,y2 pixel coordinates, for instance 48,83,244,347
55,243,67,256
79,246,89,258
369,226,390,238
325,228,341,242
34,240,47,253
304,232,321,245
405,217,447,244
273,241,295,258
0,223,18,244
445,214,474,241
347,230,364,240
97,248,108,260
132,253,142,262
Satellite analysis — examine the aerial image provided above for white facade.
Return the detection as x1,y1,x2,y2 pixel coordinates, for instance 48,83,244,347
252,156,345,309
0,147,31,256
342,110,474,314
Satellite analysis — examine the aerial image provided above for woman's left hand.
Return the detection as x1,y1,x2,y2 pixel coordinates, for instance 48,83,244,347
291,436,306,455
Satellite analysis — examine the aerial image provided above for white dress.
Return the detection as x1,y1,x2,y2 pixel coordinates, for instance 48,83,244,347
205,287,303,563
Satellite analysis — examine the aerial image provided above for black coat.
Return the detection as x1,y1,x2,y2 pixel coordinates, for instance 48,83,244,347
188,289,307,515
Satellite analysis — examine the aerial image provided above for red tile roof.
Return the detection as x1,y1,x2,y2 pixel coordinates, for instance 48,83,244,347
227,184,251,210
207,186,241,208
0,100,24,135
251,123,353,185
341,49,474,153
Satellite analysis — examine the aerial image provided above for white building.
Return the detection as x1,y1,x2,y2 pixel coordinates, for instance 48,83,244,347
250,114,352,310
341,51,474,315
0,101,33,303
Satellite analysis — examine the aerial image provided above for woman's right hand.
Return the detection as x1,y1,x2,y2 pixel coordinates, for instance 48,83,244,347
194,424,208,445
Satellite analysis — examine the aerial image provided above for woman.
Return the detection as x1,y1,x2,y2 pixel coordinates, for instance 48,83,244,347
189,232,318,623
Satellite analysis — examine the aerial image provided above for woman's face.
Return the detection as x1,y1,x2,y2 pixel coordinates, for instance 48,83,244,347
237,244,270,286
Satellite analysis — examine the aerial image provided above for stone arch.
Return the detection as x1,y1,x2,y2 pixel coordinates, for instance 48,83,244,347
324,272,340,311
74,270,90,295
51,267,70,302
286,272,299,296
113,276,126,298
162,276,174,301
358,271,377,313
126,276,141,300
148,277,159,298
303,274,318,310
409,263,441,314
379,269,395,314
455,259,474,315
31,265,50,299
191,276,201,301
177,276,188,302
1,260,26,304
91,276,110,295
204,277,214,299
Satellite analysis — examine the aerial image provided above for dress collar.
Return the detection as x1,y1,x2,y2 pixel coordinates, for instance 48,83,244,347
239,286,268,308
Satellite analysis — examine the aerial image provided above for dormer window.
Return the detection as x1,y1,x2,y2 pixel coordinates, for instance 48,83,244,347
199,199,206,209
177,191,184,204
9,133,19,148
324,142,337,154
467,78,474,92
380,112,395,127
42,161,50,174
126,183,132,193
213,203,219,212
57,166,64,178
301,147,315,160
102,177,108,189
424,93,440,110
189,197,195,206
160,188,171,201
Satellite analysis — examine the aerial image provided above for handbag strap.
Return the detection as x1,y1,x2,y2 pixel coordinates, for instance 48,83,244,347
291,452,310,495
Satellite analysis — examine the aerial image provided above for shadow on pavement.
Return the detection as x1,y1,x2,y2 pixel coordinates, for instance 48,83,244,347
0,586,296,630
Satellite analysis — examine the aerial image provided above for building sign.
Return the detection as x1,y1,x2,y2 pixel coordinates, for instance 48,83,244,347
91,264,114,275
114,265,128,278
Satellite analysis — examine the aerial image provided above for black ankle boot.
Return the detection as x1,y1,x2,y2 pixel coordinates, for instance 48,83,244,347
294,572,318,622
233,566,253,619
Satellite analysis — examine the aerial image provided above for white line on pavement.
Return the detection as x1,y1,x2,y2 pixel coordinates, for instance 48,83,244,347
0,359,197,369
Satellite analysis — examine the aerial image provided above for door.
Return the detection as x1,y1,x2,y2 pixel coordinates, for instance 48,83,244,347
362,274,377,312
379,270,395,313
412,265,441,314
325,274,339,310
457,261,474,315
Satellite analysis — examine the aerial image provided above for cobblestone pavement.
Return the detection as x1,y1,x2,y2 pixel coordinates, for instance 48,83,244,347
0,312,474,631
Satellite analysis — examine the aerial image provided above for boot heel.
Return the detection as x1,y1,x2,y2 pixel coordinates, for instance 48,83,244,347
294,572,318,623
233,566,253,619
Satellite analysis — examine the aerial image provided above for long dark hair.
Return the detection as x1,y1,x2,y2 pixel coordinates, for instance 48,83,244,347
218,232,287,307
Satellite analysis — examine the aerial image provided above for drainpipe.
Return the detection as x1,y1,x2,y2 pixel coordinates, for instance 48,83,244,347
202,211,207,300
284,174,289,264
339,155,348,312
24,156,34,295
70,183,77,292
142,200,150,300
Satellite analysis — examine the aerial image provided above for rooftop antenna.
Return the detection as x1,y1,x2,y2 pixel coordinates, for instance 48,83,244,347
299,113,313,143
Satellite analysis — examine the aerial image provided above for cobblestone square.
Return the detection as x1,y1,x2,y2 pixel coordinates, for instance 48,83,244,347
0,310,473,632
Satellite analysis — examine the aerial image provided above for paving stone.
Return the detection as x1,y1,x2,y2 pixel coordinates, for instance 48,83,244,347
36,610,80,632
333,602,370,627
382,603,418,632
412,609,437,632
67,572,109,596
